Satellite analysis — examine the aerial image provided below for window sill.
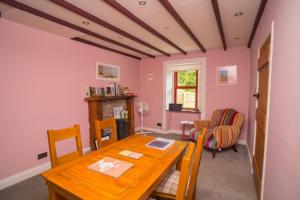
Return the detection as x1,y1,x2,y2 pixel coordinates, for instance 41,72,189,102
166,109,201,114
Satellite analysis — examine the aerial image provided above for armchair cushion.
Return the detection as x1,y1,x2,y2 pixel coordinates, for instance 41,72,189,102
205,130,217,149
190,128,213,142
190,128,218,149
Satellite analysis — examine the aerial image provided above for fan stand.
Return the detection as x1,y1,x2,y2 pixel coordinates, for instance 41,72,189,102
136,102,155,135
140,108,145,135
135,108,145,135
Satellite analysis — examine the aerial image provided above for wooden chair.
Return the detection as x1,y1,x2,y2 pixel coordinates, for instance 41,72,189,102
153,128,207,200
94,117,118,149
187,128,207,200
152,142,195,200
47,125,83,168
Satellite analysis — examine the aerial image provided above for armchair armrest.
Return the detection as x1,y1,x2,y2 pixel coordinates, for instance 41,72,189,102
213,126,240,148
194,120,216,130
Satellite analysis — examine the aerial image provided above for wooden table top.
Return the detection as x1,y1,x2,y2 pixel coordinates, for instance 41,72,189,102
42,134,187,200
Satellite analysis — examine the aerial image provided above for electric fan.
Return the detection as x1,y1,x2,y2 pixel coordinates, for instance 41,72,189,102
137,101,150,134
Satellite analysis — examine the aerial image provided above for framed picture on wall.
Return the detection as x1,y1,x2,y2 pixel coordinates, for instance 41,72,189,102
96,62,120,81
216,65,237,85
147,71,154,81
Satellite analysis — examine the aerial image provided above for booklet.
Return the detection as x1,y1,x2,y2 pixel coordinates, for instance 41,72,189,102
88,157,133,178
119,150,143,159
145,137,175,150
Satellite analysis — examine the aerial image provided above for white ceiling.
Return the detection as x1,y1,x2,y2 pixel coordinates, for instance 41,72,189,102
0,0,261,59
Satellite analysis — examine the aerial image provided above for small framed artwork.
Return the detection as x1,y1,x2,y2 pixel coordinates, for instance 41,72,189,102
96,62,120,81
113,106,123,119
146,71,154,81
216,65,237,85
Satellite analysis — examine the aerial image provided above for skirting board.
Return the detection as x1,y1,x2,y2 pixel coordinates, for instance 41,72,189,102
0,146,90,190
135,127,247,145
246,144,253,174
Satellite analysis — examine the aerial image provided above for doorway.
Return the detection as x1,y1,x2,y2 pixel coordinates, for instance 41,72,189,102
252,34,271,198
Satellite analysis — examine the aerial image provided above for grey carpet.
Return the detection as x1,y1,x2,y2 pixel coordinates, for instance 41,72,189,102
0,133,257,200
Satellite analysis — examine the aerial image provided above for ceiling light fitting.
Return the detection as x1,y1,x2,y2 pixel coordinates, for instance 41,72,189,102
82,21,90,25
138,0,146,6
234,12,244,17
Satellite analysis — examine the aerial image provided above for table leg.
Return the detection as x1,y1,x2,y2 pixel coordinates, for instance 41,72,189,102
48,186,65,200
176,151,185,170
181,124,188,139
48,187,56,200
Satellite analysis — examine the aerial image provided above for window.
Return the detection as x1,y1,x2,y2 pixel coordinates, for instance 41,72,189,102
174,70,198,109
163,58,206,129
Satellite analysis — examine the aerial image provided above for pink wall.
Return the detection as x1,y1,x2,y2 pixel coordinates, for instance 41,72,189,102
138,47,250,140
0,19,140,179
248,0,300,199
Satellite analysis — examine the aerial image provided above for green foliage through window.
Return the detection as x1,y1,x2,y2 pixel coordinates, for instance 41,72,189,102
174,69,198,108
177,70,197,86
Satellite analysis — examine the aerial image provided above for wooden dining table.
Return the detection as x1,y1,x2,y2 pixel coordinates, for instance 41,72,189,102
42,134,187,200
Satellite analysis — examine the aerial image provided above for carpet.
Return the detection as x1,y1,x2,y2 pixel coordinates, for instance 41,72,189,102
0,133,257,200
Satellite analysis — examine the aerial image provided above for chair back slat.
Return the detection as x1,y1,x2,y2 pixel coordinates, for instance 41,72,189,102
94,118,118,149
47,124,83,168
52,127,77,141
176,142,195,200
187,128,207,200
56,151,81,166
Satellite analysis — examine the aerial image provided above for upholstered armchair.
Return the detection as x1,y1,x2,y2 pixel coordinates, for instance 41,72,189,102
191,108,244,158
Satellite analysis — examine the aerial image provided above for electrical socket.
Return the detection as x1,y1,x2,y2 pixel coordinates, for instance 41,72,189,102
157,122,162,127
37,152,48,160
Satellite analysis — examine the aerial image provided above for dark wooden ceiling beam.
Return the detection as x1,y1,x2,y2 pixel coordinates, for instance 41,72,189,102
248,0,268,48
49,0,169,56
0,0,155,58
72,37,141,60
158,0,206,52
103,0,187,55
211,0,227,50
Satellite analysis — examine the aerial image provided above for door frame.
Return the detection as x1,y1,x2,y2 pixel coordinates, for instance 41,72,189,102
252,21,274,199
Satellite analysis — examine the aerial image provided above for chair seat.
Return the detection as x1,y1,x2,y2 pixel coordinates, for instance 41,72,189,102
155,169,180,195
204,130,217,150
190,128,217,150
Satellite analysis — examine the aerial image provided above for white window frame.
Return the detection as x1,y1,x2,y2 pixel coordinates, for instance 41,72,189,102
162,58,206,130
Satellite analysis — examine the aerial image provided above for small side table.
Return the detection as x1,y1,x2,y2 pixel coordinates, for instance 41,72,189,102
180,121,194,139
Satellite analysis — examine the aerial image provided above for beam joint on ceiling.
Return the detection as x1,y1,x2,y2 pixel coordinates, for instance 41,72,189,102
49,0,170,56
211,0,227,50
72,37,141,60
248,0,268,48
158,0,206,52
103,0,187,55
0,0,155,58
